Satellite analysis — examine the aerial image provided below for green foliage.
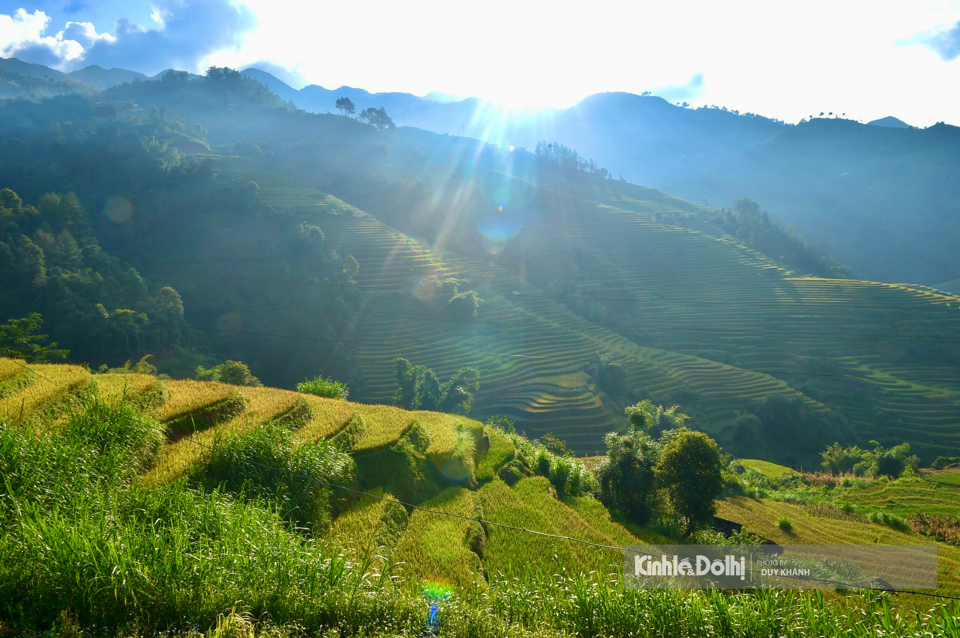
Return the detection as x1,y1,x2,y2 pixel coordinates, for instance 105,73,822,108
596,428,661,525
392,357,480,415
656,430,725,536
198,421,356,530
446,288,484,318
931,456,960,470
0,313,68,362
624,399,688,434
297,374,349,399
595,352,628,398
821,442,868,474
485,417,593,497
821,440,919,478
196,360,262,387
866,510,912,532
777,516,794,532
535,432,569,457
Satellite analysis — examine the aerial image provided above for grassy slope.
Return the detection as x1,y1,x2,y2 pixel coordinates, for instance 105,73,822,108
739,459,800,480
5,356,960,633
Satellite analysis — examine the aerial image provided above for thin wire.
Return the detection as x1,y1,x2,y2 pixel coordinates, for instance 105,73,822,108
5,358,958,601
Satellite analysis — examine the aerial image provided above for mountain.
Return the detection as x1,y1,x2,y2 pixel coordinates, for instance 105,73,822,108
68,64,148,89
9,57,958,286
868,115,912,128
0,56,71,82
2,73,959,467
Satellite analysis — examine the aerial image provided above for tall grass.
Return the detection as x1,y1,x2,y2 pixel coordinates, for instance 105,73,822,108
196,420,357,531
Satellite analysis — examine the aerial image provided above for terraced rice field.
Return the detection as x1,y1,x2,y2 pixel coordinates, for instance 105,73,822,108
352,404,416,452
0,363,91,424
95,373,168,409
839,477,960,517
210,159,840,453
739,459,800,480
479,477,636,577
292,395,357,444
391,487,483,588
326,488,404,561
145,385,307,485
411,411,484,457
717,495,960,597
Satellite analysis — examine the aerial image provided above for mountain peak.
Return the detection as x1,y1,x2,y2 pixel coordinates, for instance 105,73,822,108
867,116,911,129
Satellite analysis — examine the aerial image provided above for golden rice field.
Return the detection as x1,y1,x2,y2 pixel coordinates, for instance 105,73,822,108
391,486,483,589
409,411,480,457
0,357,26,384
292,395,357,445
351,404,416,452
326,488,407,567
717,495,960,597
144,385,307,486
150,379,241,424
95,373,168,409
479,477,632,578
0,363,91,424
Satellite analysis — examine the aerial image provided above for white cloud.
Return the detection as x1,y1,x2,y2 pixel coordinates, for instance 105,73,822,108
0,8,85,63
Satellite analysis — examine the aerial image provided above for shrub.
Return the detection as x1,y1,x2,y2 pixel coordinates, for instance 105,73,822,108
931,456,960,470
777,516,794,532
867,510,911,532
596,428,660,525
199,421,356,529
297,375,349,400
195,360,261,387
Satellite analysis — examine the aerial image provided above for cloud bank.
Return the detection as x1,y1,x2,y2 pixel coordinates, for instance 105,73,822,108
900,20,960,61
0,1,256,74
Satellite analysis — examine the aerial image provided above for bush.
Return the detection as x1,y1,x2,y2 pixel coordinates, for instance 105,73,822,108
777,516,794,532
297,375,349,399
867,510,911,532
931,456,960,470
596,428,661,525
195,360,261,387
199,421,356,530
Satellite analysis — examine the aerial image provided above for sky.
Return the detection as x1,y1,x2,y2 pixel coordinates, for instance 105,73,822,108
1,0,959,126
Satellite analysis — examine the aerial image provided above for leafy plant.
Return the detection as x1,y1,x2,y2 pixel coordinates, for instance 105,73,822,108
297,374,349,399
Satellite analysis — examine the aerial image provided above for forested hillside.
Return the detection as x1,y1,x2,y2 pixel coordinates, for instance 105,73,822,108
0,68,958,466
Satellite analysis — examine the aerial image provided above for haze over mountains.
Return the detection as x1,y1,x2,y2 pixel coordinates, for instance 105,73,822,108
2,55,958,287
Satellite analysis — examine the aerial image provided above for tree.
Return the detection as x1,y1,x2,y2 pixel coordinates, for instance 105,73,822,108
392,357,479,414
335,97,356,117
439,367,479,414
359,106,395,132
196,360,262,387
596,428,661,525
624,400,687,434
109,309,149,354
0,313,68,362
446,288,483,318
656,430,724,536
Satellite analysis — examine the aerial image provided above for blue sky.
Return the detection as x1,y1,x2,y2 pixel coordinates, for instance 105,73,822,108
1,0,959,126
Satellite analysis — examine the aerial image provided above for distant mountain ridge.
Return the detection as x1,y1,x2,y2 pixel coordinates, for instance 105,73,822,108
1,57,958,285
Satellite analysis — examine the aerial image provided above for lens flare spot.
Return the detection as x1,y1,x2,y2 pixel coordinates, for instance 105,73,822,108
103,196,133,223
477,214,525,241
